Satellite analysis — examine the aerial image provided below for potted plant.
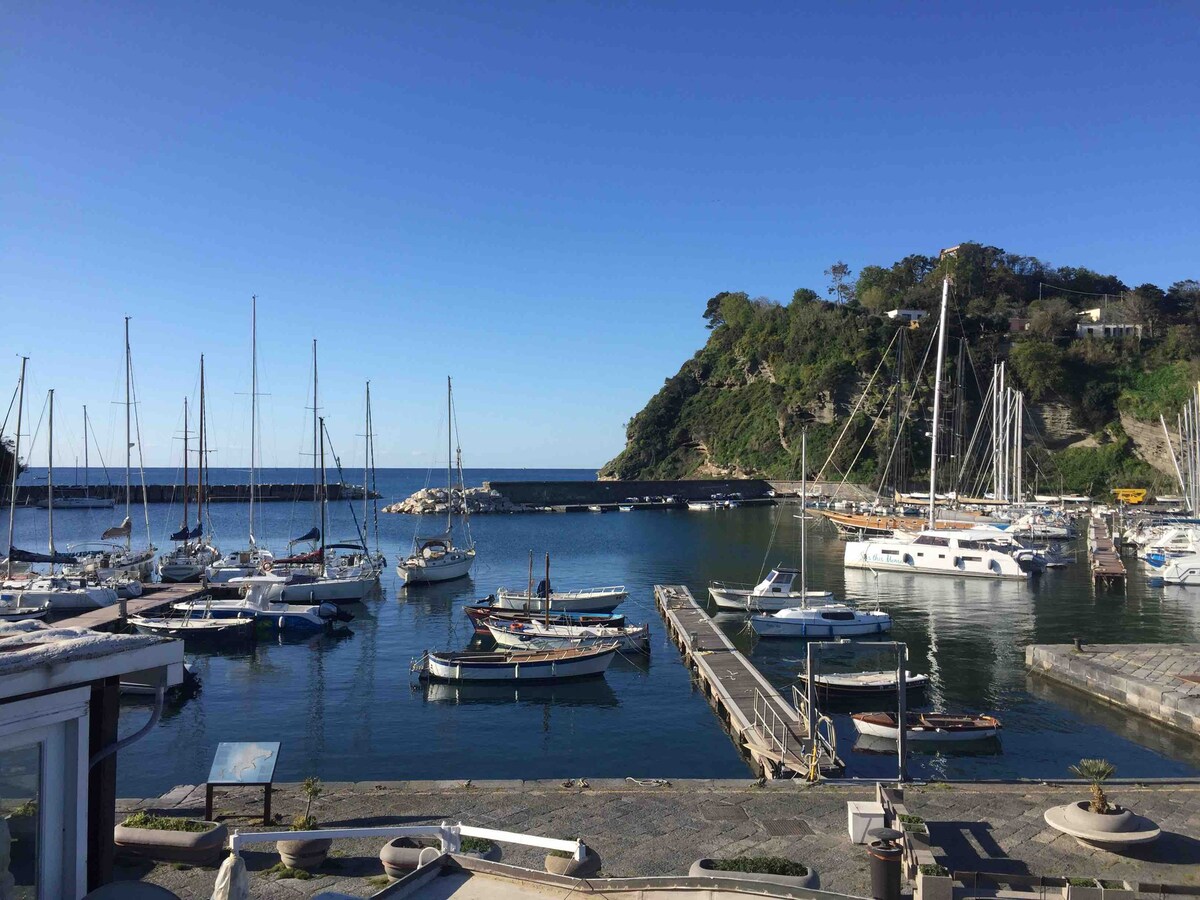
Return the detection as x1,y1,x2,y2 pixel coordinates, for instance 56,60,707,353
459,836,502,862
1064,877,1103,900
113,811,228,865
276,777,331,871
1045,759,1160,848
1099,879,1135,900
916,863,953,900
688,855,819,890
545,846,602,878
899,813,928,835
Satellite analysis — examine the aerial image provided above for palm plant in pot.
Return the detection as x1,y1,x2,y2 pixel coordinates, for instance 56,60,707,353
276,777,332,871
1063,759,1134,833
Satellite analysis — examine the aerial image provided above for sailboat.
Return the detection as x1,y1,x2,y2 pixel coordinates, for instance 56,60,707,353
751,431,890,637
207,298,276,584
34,405,114,509
843,273,1032,581
396,377,476,584
159,361,221,582
66,318,156,581
11,389,118,612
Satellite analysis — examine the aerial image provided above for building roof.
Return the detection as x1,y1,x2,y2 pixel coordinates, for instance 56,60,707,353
0,620,183,701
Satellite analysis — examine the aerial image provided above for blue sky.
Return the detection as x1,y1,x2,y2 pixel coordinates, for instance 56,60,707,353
3,2,1198,469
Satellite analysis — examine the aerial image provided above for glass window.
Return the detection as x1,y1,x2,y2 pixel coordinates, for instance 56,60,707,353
1,742,41,898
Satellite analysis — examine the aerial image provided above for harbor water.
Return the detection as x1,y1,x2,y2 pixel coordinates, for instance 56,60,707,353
11,468,1200,794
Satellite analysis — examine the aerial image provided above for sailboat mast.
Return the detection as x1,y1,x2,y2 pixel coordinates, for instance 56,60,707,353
446,376,453,534
544,553,551,626
927,276,950,530
199,355,206,531
47,389,55,572
363,382,370,545
124,315,132,550
5,357,27,579
313,340,319,530
319,417,327,561
250,297,257,543
83,405,89,498
182,397,190,533
800,429,807,599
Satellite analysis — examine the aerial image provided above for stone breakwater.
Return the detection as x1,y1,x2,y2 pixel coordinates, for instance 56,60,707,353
382,486,527,515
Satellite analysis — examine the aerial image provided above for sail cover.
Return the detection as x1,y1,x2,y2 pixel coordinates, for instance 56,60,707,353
169,523,204,541
8,546,80,564
289,527,320,545
101,516,132,540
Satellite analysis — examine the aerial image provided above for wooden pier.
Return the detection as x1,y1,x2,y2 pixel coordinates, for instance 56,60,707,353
57,583,208,631
1087,517,1126,586
653,584,843,779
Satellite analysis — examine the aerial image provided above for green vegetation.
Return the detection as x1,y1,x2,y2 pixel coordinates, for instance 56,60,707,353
290,776,322,831
266,861,313,880
120,812,211,833
460,837,495,853
601,244,1199,496
708,856,808,876
1070,759,1116,814
920,864,950,877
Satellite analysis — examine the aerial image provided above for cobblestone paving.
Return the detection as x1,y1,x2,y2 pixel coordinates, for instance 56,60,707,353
113,779,1200,899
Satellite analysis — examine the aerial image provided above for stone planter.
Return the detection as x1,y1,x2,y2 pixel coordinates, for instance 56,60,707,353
113,820,227,866
689,858,819,890
1044,801,1161,850
276,836,332,871
1063,803,1135,835
916,870,954,900
1064,880,1103,900
380,837,439,878
1099,881,1135,900
545,847,602,878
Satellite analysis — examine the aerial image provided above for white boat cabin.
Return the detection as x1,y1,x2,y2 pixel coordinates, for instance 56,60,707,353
752,567,800,596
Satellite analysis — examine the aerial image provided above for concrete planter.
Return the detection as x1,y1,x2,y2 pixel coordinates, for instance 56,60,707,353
1064,881,1103,900
458,842,502,862
1099,881,1135,900
916,871,954,900
545,847,602,878
276,837,332,871
380,837,438,878
689,858,819,890
113,820,227,866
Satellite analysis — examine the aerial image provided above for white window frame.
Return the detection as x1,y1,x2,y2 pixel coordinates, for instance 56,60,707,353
0,687,90,900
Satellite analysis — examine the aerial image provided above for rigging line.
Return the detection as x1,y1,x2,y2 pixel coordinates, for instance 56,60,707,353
128,349,153,544
756,502,785,583
85,408,113,486
1,376,20,442
815,327,900,486
1038,281,1125,299
957,374,996,485
866,324,938,504
323,427,368,547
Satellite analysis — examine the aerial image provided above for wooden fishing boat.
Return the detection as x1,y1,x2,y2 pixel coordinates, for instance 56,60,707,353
851,711,1002,742
484,617,650,652
797,670,928,698
129,613,256,641
463,603,626,632
416,642,619,683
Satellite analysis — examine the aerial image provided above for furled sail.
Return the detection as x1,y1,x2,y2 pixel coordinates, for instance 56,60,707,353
101,516,132,540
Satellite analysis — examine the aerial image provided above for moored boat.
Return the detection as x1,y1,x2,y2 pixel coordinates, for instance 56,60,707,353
463,602,626,632
709,567,834,612
494,584,627,614
750,602,892,638
484,617,650,652
797,670,929,698
416,642,619,683
129,613,257,641
851,711,1002,742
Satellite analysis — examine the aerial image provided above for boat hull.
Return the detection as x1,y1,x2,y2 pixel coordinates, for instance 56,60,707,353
486,621,649,652
750,612,892,638
709,587,834,611
279,575,374,605
851,713,1001,742
424,645,617,682
397,551,474,584
844,541,1028,579
494,589,626,614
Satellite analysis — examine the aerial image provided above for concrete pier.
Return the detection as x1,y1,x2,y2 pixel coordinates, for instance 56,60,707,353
1027,643,1200,735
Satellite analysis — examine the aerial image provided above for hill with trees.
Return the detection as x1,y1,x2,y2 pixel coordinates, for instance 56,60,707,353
599,243,1200,497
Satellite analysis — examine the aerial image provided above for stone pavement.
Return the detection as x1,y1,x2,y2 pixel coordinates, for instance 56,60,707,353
1028,643,1200,735
113,779,1200,899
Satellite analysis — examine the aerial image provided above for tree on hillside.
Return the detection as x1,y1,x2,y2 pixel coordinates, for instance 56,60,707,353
824,261,853,305
1027,297,1077,340
1009,340,1067,400
1166,279,1200,322
791,287,819,306
703,291,734,329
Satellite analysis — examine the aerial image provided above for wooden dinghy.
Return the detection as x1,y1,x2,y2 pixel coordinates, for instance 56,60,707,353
463,603,626,633
851,711,1002,742
417,642,619,683
129,614,256,641
798,670,929,698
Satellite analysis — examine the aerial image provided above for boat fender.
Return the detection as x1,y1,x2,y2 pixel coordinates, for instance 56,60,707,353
902,554,914,566
989,559,1001,573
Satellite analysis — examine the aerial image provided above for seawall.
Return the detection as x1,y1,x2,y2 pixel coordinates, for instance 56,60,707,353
484,478,874,506
13,483,376,505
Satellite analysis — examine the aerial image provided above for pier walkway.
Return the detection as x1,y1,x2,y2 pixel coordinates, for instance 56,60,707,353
1087,516,1126,586
57,582,208,631
1028,642,1200,736
653,584,842,779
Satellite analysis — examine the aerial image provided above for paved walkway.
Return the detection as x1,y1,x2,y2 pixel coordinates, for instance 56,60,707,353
1028,643,1200,735
114,779,1200,899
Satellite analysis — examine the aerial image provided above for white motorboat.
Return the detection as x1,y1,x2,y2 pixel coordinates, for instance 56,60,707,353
484,617,650,652
851,711,1002,742
709,567,834,612
750,602,892,638
398,377,477,585
177,577,343,632
844,529,1035,579
797,670,929,698
417,642,619,683
1161,553,1200,586
687,501,717,511
0,592,50,620
14,576,118,611
206,546,276,584
494,584,627,614
130,613,256,641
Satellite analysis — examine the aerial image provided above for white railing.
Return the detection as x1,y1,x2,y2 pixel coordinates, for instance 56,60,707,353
792,684,838,767
751,688,790,762
228,821,586,861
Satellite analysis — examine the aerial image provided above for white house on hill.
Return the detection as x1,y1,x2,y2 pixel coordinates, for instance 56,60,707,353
885,308,927,324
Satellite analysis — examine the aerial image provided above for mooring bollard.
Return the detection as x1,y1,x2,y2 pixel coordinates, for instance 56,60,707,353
1073,637,1084,651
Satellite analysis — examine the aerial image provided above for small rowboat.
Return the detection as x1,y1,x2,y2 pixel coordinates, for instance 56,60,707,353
129,614,256,641
416,642,619,683
851,711,1002,742
484,617,650,652
798,670,929,698
463,604,626,632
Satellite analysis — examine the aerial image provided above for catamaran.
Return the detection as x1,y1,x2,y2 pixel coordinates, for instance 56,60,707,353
397,377,477,584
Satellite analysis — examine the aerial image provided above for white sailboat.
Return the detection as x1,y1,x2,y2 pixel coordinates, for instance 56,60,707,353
397,377,476,584
34,405,113,509
843,272,1033,581
207,298,276,584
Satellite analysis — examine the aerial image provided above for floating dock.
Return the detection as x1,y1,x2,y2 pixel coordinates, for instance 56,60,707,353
1087,516,1126,586
56,583,208,631
653,584,843,779
1027,643,1200,736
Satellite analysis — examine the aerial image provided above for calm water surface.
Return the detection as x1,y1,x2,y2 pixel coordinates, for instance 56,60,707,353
12,469,1200,794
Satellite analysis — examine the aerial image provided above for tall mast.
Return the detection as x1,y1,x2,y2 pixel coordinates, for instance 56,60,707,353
313,340,319,530
182,397,189,535
124,315,132,550
364,382,370,546
544,552,551,626
800,429,807,600
6,357,27,579
446,376,453,535
199,355,206,532
319,416,327,561
927,276,950,530
47,389,55,572
83,405,89,498
249,297,258,544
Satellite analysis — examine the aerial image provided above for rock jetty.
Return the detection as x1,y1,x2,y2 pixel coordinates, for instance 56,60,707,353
382,486,526,515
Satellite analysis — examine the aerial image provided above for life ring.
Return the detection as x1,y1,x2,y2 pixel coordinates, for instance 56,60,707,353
262,560,272,572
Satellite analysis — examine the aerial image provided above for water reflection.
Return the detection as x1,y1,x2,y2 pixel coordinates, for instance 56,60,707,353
421,678,620,708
